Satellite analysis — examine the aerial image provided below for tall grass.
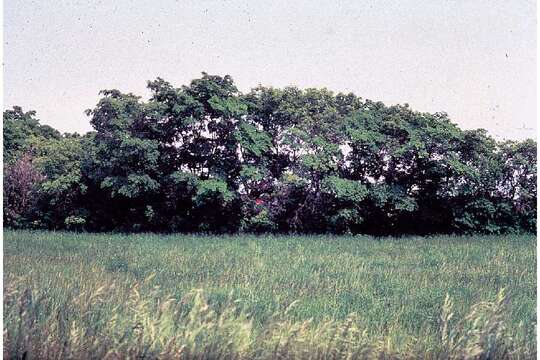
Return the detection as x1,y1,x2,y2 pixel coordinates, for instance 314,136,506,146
4,230,536,358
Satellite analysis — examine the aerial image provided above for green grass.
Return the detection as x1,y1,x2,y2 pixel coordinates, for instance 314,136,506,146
3,230,537,358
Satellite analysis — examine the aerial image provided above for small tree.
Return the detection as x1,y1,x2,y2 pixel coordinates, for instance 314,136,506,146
4,153,44,227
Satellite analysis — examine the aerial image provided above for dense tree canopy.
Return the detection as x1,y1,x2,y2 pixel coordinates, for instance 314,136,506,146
3,73,537,234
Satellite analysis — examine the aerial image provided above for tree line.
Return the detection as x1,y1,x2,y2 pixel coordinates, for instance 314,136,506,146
3,73,537,234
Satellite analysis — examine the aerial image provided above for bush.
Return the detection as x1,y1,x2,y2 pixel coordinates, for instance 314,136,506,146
64,215,86,231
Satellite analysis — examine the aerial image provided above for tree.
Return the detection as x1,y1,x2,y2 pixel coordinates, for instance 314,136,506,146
3,106,60,164
31,134,89,229
3,74,536,234
82,90,161,230
3,153,44,227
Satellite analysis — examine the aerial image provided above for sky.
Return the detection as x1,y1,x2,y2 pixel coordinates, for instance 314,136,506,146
4,0,537,140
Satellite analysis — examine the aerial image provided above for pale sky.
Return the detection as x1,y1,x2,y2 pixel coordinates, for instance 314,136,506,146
4,0,537,140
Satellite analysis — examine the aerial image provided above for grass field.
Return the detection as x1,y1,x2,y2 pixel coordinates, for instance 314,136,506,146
3,230,537,359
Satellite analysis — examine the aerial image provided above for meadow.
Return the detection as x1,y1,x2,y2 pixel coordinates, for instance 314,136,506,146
3,230,537,359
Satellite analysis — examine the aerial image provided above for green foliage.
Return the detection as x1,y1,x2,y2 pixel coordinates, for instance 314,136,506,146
3,73,536,234
240,209,277,233
27,135,88,228
170,170,199,189
235,121,272,158
194,179,234,206
3,106,61,164
239,165,266,182
328,208,362,234
322,176,368,203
